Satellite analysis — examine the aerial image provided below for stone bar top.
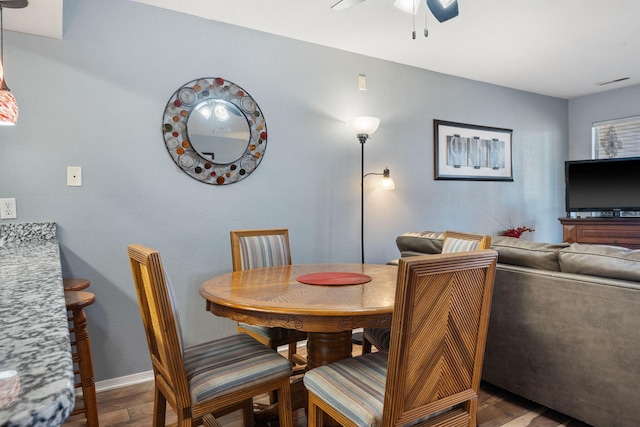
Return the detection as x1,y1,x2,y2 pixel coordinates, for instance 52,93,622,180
0,223,74,427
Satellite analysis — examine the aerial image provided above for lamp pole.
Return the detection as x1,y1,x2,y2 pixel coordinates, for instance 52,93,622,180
361,138,365,264
347,117,381,264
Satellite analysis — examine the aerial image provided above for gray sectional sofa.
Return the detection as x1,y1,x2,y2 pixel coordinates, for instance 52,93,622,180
393,231,640,427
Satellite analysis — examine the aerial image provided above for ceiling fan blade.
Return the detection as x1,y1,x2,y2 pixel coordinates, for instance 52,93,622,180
331,0,367,11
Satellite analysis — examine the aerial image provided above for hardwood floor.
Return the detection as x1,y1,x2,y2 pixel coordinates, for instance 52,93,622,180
64,345,592,427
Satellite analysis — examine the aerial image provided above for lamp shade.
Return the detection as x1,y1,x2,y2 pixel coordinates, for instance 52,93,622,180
0,80,17,126
394,0,420,14
347,116,380,136
381,168,395,190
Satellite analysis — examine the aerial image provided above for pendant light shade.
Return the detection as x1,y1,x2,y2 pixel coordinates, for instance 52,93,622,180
0,78,17,125
0,1,26,126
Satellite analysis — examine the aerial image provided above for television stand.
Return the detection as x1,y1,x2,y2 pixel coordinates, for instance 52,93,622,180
559,217,640,249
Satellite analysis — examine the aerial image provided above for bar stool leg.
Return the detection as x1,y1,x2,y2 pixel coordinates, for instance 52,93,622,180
72,306,99,426
66,290,99,427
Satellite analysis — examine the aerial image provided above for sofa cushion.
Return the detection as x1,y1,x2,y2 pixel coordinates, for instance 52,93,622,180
395,231,444,257
490,236,569,271
558,243,640,282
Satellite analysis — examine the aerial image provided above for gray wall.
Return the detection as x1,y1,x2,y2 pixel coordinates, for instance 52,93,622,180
569,84,640,159
0,0,568,382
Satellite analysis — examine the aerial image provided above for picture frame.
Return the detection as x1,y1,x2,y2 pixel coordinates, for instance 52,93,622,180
434,119,513,181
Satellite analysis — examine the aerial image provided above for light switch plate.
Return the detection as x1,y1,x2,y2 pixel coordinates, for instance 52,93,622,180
67,166,82,186
358,74,367,91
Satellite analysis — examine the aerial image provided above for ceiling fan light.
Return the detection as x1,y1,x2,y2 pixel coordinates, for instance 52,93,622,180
330,0,366,11
438,0,456,8
426,0,458,22
394,0,419,14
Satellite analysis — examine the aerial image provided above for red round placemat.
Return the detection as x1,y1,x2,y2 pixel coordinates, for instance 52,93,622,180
296,272,372,286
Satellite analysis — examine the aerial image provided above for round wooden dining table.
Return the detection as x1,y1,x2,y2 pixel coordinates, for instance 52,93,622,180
199,263,398,369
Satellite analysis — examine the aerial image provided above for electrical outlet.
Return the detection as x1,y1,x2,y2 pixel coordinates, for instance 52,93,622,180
0,198,17,220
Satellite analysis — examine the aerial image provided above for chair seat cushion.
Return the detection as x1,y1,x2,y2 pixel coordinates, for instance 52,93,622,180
239,323,307,341
184,333,293,404
304,352,388,427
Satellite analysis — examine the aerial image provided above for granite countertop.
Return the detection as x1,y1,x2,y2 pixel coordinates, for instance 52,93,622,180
0,223,75,427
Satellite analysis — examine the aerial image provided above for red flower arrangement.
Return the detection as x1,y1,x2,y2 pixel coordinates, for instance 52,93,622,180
501,226,535,238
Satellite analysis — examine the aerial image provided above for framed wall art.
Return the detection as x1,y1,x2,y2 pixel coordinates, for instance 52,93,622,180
434,119,513,181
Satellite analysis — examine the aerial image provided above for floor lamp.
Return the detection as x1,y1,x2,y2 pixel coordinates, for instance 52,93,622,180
347,116,395,264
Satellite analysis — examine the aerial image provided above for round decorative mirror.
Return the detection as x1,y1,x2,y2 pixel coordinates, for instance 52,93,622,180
162,77,267,185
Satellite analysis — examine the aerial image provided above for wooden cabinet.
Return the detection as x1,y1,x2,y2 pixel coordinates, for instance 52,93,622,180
559,217,640,249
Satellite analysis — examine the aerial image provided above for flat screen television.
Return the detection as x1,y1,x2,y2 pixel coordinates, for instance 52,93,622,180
565,157,640,216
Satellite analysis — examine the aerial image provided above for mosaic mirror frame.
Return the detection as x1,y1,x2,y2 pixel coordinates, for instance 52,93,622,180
162,77,267,185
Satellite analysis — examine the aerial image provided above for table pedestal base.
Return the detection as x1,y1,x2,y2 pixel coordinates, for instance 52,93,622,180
306,331,353,370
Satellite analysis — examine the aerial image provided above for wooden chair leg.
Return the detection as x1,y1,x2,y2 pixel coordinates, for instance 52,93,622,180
287,342,297,362
242,398,254,427
307,393,324,427
362,336,372,354
203,413,222,427
277,381,293,427
467,397,478,427
153,386,167,427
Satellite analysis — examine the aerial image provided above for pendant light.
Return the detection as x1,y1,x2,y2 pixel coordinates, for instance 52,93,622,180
0,1,28,126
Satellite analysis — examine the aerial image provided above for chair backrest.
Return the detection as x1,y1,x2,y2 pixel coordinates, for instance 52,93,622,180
128,244,191,407
382,250,498,427
230,229,292,272
441,230,492,253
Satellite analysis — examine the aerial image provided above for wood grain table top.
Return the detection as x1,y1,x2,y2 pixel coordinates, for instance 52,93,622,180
200,263,398,332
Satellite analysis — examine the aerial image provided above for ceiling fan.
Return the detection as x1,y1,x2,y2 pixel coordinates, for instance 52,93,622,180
331,0,459,23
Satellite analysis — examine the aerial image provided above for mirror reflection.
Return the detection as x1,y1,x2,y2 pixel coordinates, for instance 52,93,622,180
188,100,250,163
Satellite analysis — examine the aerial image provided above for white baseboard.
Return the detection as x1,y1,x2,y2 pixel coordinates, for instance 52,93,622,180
94,370,154,393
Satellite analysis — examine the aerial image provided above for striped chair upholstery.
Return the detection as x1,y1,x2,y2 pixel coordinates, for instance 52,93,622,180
164,272,184,354
184,334,293,404
362,230,492,353
237,234,289,269
128,244,294,427
441,230,491,254
441,237,480,253
305,251,499,427
304,352,388,427
230,229,307,372
236,233,298,346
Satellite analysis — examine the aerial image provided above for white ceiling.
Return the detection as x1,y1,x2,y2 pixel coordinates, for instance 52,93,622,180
2,0,63,40
5,0,640,99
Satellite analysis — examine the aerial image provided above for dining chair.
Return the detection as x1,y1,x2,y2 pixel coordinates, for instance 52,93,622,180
230,229,307,369
362,230,492,353
304,250,498,427
128,244,294,427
